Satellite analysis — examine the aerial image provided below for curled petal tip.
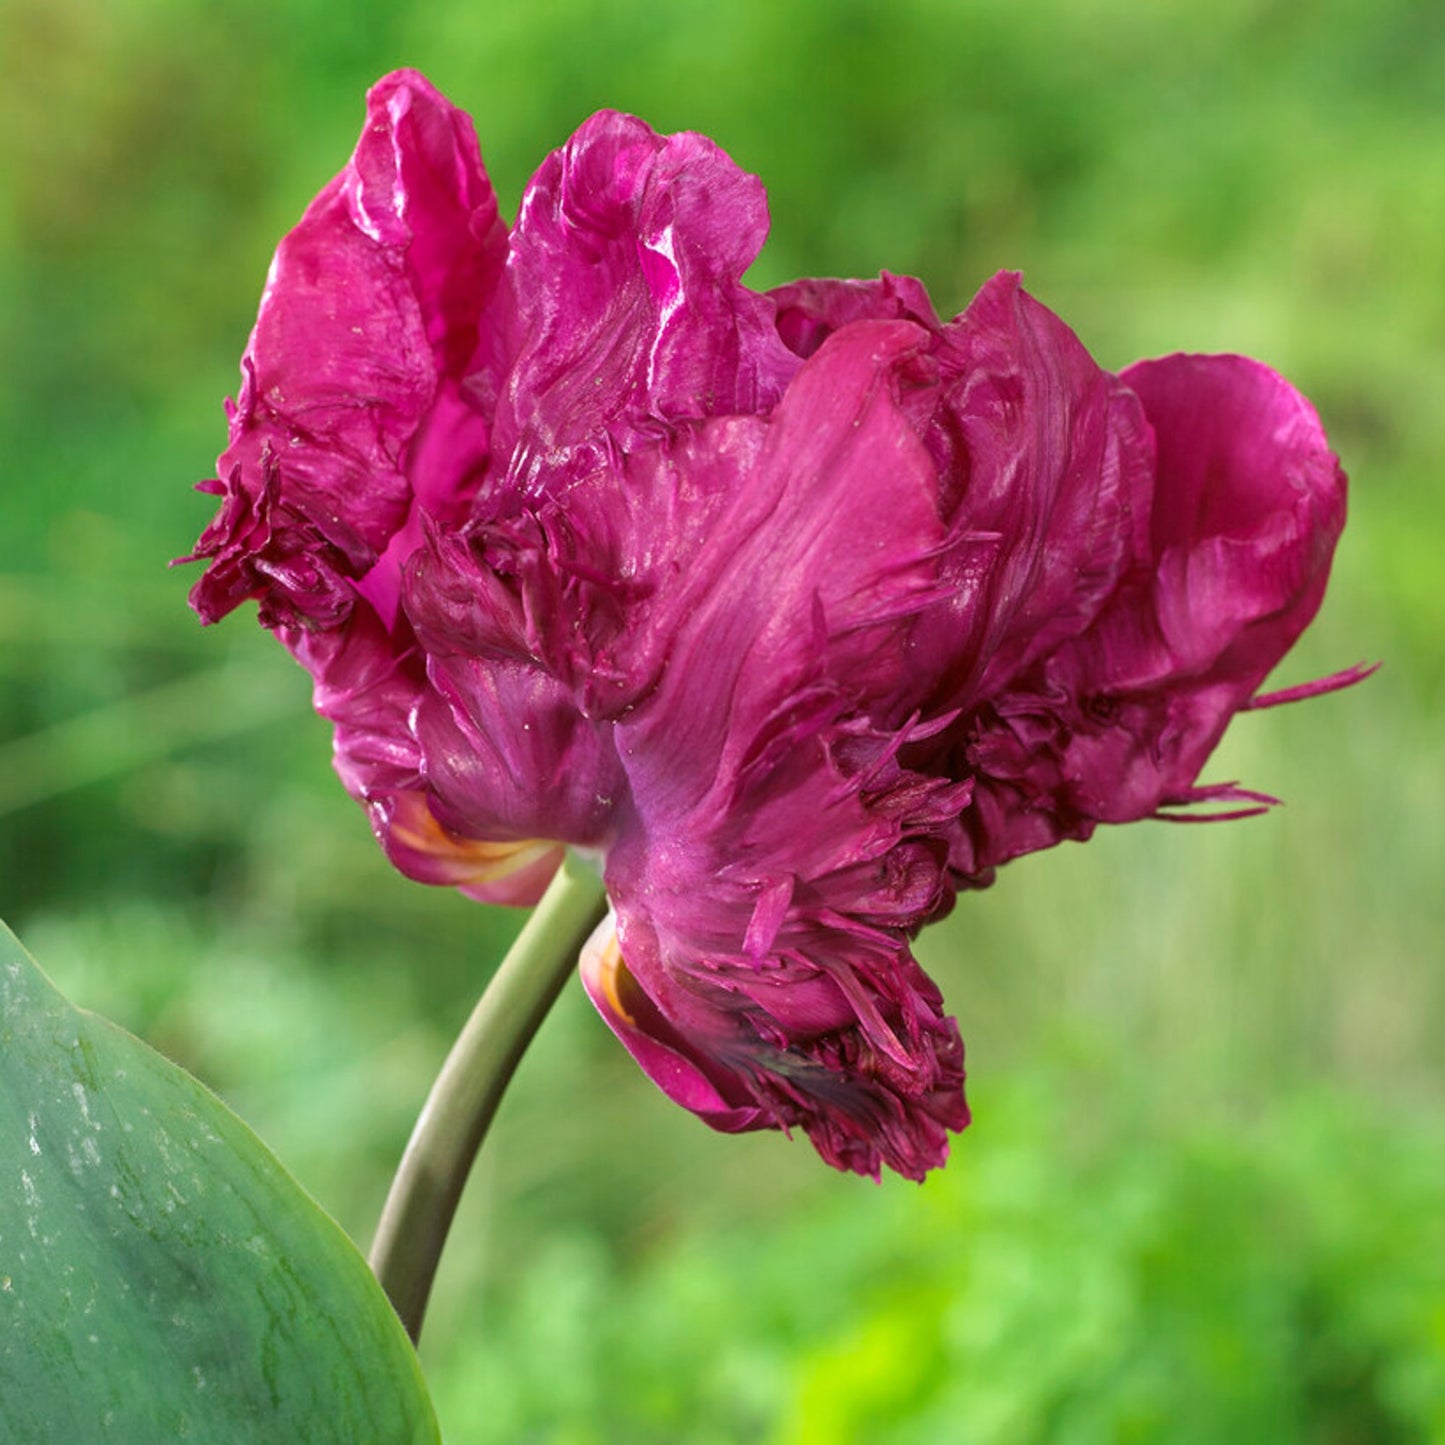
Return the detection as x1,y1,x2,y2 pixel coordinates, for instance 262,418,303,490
1247,659,1380,710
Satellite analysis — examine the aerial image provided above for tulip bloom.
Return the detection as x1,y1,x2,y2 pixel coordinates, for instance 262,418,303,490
186,71,1362,1180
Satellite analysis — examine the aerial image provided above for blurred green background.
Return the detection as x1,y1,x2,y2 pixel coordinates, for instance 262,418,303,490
2,0,1442,1439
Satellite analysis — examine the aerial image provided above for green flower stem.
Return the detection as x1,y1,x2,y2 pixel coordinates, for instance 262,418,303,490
369,850,608,1343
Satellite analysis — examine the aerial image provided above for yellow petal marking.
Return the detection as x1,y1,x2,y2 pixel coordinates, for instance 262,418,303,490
586,926,638,1028
390,792,555,885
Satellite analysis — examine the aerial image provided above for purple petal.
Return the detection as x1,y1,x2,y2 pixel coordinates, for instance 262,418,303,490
946,352,1349,880
183,71,518,888
409,653,623,850
589,851,969,1180
607,318,955,738
770,271,942,358
479,111,799,502
187,70,506,631
580,915,770,1133
371,790,565,905
401,520,627,848
286,605,425,800
905,272,1156,714
562,323,978,1178
1121,352,1346,685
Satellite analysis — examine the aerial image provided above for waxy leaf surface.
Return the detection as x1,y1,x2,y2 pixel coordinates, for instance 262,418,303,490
0,921,438,1443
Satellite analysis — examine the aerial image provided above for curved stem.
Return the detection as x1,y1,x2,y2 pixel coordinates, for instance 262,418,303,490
369,851,608,1342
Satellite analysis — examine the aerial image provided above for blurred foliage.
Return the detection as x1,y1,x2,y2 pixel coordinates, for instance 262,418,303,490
1,0,1441,1439
427,1073,1445,1443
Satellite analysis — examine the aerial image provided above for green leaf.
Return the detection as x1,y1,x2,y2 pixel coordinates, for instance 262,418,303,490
0,920,439,1443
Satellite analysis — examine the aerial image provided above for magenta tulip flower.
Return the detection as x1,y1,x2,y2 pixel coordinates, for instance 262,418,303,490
185,70,1364,1180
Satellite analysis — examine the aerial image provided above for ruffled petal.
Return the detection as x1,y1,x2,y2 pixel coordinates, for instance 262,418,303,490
182,70,521,894
947,352,1349,881
769,270,942,358
907,272,1156,712
1121,352,1346,686
763,272,1158,733
408,653,623,850
284,605,425,799
186,69,506,631
586,318,955,732
595,828,969,1180
560,322,975,1178
479,110,799,503
399,519,626,848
